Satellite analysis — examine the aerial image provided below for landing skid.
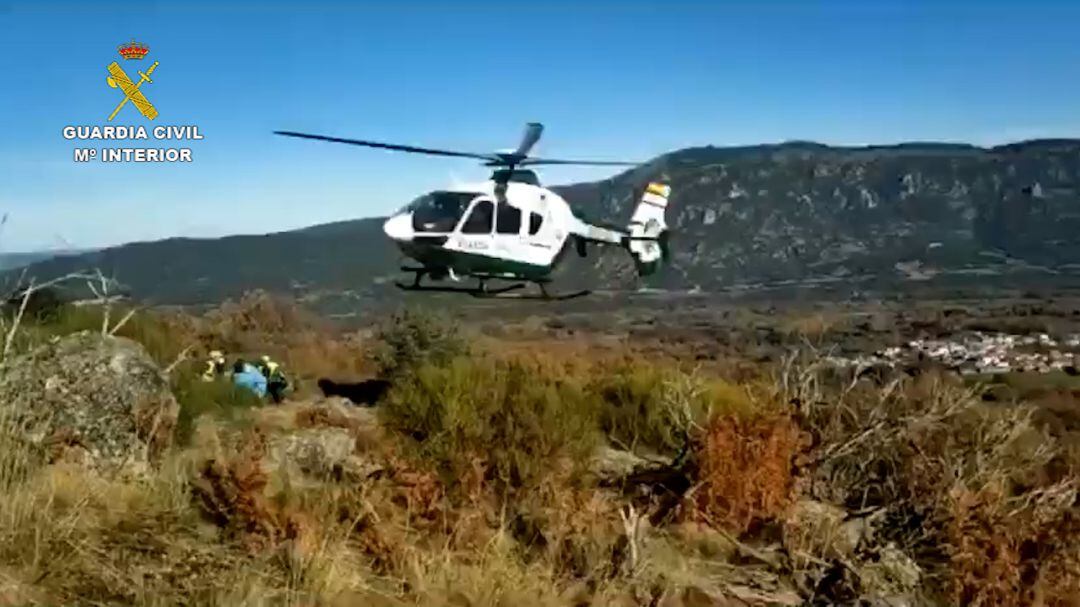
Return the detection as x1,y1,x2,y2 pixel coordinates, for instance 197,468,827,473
395,281,527,297
485,285,592,301
395,267,591,301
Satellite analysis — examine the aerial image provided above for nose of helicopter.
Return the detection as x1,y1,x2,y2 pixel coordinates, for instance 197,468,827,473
382,213,413,242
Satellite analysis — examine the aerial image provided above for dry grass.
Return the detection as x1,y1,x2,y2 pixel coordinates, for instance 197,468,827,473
198,291,374,388
2,298,1080,604
779,350,1080,603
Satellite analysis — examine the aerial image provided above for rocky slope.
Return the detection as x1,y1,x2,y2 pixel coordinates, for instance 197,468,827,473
556,139,1080,293
11,139,1080,305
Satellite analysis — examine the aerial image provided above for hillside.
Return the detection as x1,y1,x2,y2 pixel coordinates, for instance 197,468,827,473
11,139,1080,306
554,138,1080,294
6,220,399,305
0,250,90,271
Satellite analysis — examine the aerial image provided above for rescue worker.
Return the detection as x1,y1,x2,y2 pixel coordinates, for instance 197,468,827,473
231,358,267,398
256,355,272,378
201,350,226,382
260,355,290,404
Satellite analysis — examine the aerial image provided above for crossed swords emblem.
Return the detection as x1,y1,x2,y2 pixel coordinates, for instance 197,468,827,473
106,60,159,121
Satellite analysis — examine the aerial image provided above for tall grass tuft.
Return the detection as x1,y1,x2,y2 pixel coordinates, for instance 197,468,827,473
588,360,754,456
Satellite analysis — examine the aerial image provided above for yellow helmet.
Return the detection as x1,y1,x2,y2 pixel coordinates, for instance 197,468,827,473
261,355,272,364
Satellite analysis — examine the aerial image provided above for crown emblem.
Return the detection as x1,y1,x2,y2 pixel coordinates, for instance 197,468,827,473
117,39,149,60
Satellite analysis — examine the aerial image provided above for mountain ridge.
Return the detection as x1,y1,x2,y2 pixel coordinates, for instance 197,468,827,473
10,138,1080,306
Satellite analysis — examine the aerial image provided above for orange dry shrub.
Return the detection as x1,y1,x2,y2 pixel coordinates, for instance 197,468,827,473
540,482,624,580
946,483,1026,606
946,481,1080,607
384,454,447,526
191,429,311,553
686,412,804,535
354,517,400,576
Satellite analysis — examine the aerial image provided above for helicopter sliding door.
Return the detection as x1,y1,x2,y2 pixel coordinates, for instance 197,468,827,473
451,197,496,255
445,196,545,277
493,200,524,259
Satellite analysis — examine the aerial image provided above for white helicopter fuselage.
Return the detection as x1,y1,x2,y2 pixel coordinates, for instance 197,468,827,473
382,179,586,280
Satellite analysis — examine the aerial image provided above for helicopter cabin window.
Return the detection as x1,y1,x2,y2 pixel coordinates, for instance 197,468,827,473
496,203,522,235
406,191,476,233
528,212,544,235
460,199,494,234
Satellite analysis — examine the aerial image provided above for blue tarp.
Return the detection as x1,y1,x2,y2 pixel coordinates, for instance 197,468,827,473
232,363,267,397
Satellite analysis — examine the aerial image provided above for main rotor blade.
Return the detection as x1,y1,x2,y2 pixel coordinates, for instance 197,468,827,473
273,131,498,162
514,122,544,157
520,157,640,167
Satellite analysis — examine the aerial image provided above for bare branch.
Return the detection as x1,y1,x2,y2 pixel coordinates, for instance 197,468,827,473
16,271,98,296
619,503,645,575
3,277,35,360
107,306,140,336
164,344,195,374
96,269,112,335
1,270,119,360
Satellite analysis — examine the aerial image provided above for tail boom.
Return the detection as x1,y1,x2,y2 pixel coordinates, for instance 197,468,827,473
567,182,672,277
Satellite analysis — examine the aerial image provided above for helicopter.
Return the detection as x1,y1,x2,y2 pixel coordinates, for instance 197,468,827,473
274,123,671,300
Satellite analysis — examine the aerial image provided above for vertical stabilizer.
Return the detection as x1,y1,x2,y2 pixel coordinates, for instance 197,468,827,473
626,182,671,275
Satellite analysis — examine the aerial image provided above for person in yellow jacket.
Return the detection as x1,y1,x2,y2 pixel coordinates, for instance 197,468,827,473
201,350,226,382
258,355,290,403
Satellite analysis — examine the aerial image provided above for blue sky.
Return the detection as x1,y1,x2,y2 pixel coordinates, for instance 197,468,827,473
1,0,1079,252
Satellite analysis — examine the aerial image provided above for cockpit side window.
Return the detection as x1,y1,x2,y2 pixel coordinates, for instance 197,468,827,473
408,192,475,233
460,199,494,234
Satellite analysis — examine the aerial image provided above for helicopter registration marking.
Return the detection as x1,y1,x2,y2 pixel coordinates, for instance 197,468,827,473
459,239,489,251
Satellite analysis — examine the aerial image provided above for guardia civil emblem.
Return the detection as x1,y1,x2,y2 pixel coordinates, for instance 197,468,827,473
106,39,159,121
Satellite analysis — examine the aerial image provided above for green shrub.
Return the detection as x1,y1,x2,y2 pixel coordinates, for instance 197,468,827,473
369,307,469,380
15,304,190,365
380,355,598,494
587,361,752,456
171,371,263,444
379,350,760,498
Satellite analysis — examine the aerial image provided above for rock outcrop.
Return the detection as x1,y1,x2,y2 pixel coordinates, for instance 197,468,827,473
0,331,179,473
261,399,384,485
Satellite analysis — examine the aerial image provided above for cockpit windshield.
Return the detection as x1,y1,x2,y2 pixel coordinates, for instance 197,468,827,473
402,191,478,233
